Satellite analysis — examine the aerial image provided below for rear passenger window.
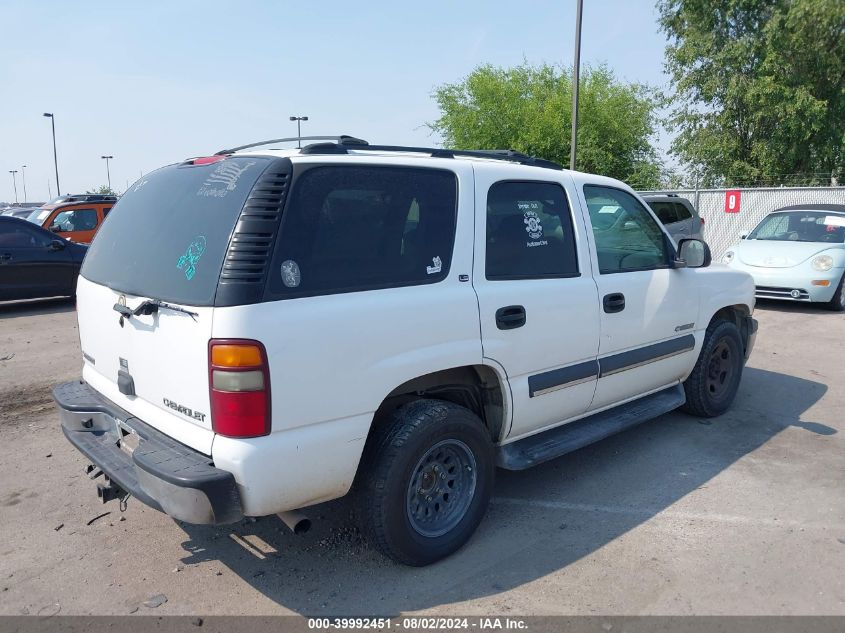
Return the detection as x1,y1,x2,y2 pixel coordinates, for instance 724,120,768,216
674,203,693,221
485,181,578,280
268,166,457,298
650,201,678,224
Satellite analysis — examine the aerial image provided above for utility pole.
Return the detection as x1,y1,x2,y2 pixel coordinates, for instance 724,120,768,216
21,165,27,203
569,0,584,171
43,113,61,195
101,155,114,189
9,170,19,203
289,115,309,148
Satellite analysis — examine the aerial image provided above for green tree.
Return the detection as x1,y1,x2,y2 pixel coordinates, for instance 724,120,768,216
429,63,664,188
86,185,117,196
659,0,845,186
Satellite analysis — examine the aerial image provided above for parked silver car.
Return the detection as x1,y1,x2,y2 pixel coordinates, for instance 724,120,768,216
643,195,704,242
723,204,845,311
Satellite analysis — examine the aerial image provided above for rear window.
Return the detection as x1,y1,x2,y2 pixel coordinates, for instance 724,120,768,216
266,165,457,298
81,157,269,305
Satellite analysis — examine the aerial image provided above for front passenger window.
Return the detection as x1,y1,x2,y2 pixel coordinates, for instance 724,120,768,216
585,186,669,274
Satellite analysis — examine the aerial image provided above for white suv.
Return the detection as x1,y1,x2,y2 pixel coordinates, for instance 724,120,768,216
55,136,757,566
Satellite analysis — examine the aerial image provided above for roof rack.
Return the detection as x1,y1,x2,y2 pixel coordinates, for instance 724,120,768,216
51,193,118,203
300,141,563,170
215,135,368,156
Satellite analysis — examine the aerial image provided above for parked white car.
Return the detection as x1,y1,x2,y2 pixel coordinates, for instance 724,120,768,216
723,204,845,311
54,136,757,565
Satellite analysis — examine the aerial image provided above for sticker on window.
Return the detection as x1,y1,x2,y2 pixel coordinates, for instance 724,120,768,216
426,256,442,275
520,203,548,248
280,259,301,288
197,161,256,198
176,236,207,281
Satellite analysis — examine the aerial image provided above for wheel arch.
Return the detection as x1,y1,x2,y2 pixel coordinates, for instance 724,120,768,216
707,303,753,355
367,364,510,447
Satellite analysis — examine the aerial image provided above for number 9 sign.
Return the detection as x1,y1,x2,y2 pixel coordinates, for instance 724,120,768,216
724,190,741,213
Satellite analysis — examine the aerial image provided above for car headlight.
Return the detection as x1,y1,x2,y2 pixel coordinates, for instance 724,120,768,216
722,250,735,264
812,255,834,271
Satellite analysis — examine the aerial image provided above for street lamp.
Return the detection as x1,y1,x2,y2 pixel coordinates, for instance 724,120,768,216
8,170,18,204
20,165,27,203
569,0,584,171
43,113,61,196
101,155,114,190
289,115,309,148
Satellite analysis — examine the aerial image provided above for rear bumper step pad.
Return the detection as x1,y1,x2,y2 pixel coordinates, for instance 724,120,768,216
54,380,242,525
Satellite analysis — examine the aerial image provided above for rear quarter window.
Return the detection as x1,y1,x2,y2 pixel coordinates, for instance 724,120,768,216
266,165,458,299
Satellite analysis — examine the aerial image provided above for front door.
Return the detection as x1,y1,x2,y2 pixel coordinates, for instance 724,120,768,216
578,184,700,410
472,171,600,440
48,207,99,243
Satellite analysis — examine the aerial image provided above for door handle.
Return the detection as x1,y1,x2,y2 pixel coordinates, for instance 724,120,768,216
603,292,625,313
495,305,526,330
0,253,11,263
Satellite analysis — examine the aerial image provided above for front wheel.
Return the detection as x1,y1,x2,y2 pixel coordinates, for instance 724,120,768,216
826,273,845,312
681,319,744,418
355,399,494,566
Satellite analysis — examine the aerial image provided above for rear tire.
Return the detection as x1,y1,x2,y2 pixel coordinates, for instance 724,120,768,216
826,273,845,312
355,399,494,566
681,319,744,418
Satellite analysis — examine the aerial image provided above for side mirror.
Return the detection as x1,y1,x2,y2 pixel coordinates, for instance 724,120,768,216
677,238,712,268
49,224,61,233
49,239,66,251
740,233,748,240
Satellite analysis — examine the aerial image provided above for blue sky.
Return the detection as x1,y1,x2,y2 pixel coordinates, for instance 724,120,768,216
0,0,671,202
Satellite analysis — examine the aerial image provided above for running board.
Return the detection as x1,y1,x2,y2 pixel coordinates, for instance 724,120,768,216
496,384,686,470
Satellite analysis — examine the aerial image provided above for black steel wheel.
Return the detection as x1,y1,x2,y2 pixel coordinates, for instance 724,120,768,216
355,399,494,566
681,319,744,418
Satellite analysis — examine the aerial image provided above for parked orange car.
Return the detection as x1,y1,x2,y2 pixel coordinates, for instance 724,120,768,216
26,194,117,244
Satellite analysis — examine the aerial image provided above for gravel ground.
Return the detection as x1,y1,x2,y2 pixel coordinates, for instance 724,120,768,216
0,297,843,616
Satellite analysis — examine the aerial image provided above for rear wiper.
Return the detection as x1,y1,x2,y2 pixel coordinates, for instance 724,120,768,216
112,299,198,323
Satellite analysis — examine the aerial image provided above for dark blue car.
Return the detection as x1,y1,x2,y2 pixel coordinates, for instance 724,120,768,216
0,216,87,301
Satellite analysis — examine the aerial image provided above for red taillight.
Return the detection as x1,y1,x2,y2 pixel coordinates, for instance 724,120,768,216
208,339,270,438
700,217,705,225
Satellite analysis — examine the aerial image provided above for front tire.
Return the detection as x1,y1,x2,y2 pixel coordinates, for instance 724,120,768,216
355,399,494,566
826,273,845,312
681,319,744,418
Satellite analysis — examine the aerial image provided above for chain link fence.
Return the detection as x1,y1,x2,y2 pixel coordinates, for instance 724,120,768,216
638,186,845,259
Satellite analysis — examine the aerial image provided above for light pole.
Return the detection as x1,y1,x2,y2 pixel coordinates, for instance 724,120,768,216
9,170,18,204
101,155,114,190
569,0,584,171
289,115,309,148
43,113,61,196
20,165,27,203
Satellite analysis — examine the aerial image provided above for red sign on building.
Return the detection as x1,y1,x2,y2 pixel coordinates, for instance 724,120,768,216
725,190,741,213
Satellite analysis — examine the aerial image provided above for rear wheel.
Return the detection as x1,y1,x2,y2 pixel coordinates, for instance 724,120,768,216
826,273,845,312
355,399,494,566
681,319,744,418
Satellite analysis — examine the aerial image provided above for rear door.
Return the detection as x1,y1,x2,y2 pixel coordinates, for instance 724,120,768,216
75,156,272,454
649,200,685,242
472,167,600,440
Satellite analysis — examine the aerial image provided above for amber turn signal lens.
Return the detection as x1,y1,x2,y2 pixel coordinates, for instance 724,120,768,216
811,280,831,287
211,344,263,367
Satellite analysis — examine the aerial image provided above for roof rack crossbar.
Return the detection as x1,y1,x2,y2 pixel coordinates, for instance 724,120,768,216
299,143,563,170
215,135,368,156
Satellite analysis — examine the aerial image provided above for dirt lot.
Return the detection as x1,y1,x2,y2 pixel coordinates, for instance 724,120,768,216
0,298,843,616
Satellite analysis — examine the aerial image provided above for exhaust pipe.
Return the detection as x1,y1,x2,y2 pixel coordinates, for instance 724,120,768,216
277,510,311,535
